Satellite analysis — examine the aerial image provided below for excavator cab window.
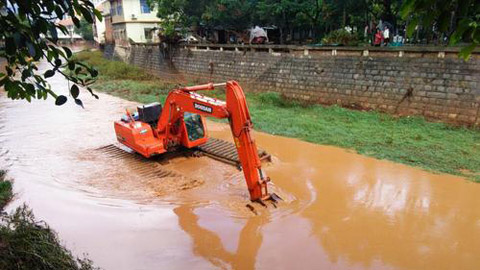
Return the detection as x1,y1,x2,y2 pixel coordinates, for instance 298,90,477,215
184,112,205,141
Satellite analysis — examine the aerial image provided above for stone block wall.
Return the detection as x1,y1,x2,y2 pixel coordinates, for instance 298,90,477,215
107,44,480,126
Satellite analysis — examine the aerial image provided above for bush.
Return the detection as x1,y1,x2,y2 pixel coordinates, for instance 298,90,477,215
0,206,98,270
74,50,150,80
322,29,359,46
255,92,304,107
0,170,12,209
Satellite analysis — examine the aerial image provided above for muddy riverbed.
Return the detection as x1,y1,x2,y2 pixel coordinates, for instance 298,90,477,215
1,62,479,270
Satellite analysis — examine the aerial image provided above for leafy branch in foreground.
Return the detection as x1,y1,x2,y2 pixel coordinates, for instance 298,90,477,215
0,0,102,106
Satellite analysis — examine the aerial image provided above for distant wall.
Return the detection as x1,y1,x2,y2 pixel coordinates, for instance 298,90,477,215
106,44,480,126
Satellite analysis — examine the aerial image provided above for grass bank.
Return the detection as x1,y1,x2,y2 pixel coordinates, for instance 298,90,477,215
77,50,480,181
0,170,98,270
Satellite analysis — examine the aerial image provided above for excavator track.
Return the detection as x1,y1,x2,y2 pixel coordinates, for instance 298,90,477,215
95,144,187,181
196,138,271,167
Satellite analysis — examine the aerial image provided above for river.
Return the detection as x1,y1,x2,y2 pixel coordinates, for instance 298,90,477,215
1,61,479,270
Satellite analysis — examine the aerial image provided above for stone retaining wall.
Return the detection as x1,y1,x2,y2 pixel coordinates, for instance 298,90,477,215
105,44,480,126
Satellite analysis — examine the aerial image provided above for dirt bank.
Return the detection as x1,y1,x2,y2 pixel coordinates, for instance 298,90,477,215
1,61,479,270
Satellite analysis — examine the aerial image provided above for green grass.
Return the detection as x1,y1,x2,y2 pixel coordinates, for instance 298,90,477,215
248,93,480,181
78,50,480,181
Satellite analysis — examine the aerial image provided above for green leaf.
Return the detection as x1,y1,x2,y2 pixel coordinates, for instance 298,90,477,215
459,43,477,61
21,69,30,80
74,98,84,108
54,6,64,19
93,8,103,22
79,6,94,23
450,19,470,45
72,17,81,28
62,46,73,58
55,95,68,106
5,38,16,55
406,17,419,38
6,66,13,76
49,26,58,42
24,83,35,95
44,70,55,78
90,68,98,77
13,33,24,47
400,0,416,18
68,61,75,70
70,84,80,98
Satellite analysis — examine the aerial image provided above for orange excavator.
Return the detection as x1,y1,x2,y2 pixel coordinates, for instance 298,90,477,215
114,81,279,204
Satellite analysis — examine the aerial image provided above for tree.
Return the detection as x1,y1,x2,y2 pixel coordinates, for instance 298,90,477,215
77,17,94,41
203,0,254,31
0,0,102,106
256,0,300,43
401,0,480,59
152,0,212,39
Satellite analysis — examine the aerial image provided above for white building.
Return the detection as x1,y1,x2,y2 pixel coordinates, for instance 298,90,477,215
92,0,110,44
109,0,161,45
57,17,83,42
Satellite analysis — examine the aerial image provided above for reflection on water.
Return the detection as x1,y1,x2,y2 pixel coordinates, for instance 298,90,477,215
1,59,479,270
175,205,269,270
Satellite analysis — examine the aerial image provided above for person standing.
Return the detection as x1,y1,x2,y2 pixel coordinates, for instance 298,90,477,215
374,29,383,46
384,26,390,45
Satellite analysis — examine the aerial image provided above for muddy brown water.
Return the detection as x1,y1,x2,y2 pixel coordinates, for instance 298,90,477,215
1,61,479,270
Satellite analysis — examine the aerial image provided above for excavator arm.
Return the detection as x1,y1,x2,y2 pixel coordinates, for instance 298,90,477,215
156,81,272,202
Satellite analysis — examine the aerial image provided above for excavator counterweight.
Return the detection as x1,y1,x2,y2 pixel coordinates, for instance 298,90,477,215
114,81,277,203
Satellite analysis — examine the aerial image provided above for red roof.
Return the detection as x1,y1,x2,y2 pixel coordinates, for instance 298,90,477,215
58,17,74,27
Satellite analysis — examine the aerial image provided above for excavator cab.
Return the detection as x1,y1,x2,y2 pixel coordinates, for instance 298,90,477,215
182,112,208,147
184,113,205,141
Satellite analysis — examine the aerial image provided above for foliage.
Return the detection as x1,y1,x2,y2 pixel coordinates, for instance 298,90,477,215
203,0,254,31
0,170,12,210
0,205,99,270
0,0,102,105
152,0,211,40
77,17,94,41
149,0,479,51
322,29,359,45
78,50,480,181
150,0,397,43
401,0,480,59
74,50,150,80
0,171,98,269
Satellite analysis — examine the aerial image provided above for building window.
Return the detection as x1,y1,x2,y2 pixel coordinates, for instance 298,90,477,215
116,3,123,16
110,4,116,16
140,0,150,13
144,28,153,41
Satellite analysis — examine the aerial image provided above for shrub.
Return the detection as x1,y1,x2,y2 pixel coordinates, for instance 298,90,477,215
0,170,12,209
74,50,150,80
0,206,98,270
254,92,311,108
322,29,359,46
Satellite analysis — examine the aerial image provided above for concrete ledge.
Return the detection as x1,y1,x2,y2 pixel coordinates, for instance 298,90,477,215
129,42,479,54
